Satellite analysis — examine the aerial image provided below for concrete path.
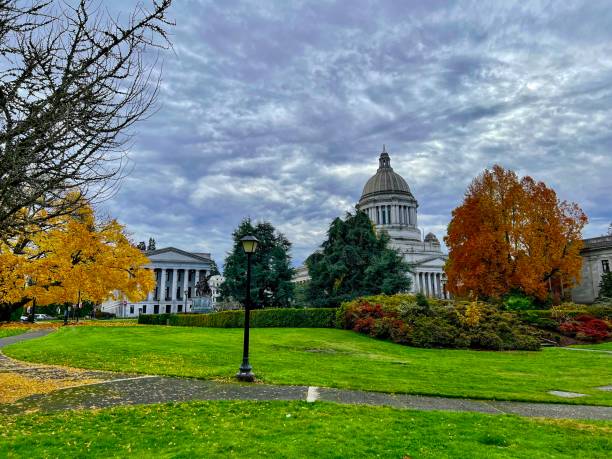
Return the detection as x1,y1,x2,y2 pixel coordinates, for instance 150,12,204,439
1,327,611,420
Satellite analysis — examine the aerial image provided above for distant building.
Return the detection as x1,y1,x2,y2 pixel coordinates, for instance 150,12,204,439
572,235,612,303
292,266,310,284
102,247,214,317
208,274,224,307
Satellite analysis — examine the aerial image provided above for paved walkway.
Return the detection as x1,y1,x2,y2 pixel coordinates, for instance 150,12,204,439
1,328,611,420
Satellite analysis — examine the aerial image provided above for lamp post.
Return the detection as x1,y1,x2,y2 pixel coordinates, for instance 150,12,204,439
236,234,258,382
184,289,188,313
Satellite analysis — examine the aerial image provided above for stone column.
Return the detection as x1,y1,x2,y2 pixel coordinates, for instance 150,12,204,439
413,272,419,293
436,273,442,299
147,269,154,301
429,273,437,297
183,269,189,311
159,268,166,304
171,268,178,312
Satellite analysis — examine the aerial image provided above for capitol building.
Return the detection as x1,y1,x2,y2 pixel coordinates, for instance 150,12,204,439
294,146,448,298
357,146,448,298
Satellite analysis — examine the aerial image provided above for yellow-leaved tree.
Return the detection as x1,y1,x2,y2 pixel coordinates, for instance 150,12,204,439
0,198,154,320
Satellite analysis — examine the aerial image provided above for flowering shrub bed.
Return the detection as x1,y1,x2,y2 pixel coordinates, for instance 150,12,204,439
338,294,540,351
518,304,612,343
559,314,611,342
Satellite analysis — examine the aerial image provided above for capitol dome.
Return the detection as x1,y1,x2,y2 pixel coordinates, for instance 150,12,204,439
361,146,413,199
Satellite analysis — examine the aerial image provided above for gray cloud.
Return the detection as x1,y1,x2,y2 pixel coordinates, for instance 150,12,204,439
102,0,612,266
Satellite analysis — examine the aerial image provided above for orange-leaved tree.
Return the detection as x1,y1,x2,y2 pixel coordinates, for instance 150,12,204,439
444,165,587,301
0,197,154,319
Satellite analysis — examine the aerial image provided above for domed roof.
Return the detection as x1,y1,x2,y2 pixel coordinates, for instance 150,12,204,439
361,146,413,199
424,232,439,243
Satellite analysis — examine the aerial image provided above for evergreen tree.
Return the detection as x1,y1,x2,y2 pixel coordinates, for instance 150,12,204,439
306,210,412,307
147,238,156,251
209,259,221,276
599,272,612,299
221,219,294,308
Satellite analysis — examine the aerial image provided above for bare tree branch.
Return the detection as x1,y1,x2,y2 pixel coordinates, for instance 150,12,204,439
0,0,173,239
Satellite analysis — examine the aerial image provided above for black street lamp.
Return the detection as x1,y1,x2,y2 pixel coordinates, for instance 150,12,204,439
236,234,258,382
184,289,188,313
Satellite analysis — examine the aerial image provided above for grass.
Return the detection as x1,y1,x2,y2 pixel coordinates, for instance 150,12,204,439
1,401,610,458
5,326,612,405
0,327,28,339
571,342,612,350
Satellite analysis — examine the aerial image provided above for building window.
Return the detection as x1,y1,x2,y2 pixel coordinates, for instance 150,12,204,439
382,207,386,225
166,304,171,314
188,270,193,281
188,286,192,298
178,304,182,313
603,260,610,273
130,306,134,314
165,287,169,300
166,270,170,281
154,305,159,314
388,205,392,224
177,287,181,299
142,305,146,314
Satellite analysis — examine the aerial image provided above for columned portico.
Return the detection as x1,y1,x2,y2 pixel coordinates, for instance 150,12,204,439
101,247,214,318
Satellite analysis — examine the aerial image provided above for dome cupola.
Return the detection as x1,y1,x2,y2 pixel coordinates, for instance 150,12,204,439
361,145,413,200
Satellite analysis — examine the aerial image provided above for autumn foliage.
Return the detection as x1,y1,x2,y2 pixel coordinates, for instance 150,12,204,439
444,165,587,301
0,197,154,317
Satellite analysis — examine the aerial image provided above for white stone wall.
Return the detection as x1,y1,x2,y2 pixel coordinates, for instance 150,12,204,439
571,240,612,303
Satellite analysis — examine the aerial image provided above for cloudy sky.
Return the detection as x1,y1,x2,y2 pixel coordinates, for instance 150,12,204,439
102,0,612,267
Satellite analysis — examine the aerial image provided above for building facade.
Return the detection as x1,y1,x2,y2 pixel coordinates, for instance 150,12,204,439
357,146,448,297
571,235,612,303
208,274,225,307
292,266,310,285
102,247,213,317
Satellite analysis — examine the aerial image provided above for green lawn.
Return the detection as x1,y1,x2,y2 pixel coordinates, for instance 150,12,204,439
4,326,612,405
571,342,612,350
0,328,28,339
1,401,610,458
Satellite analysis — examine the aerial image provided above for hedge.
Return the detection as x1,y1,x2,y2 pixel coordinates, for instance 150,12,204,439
138,308,337,328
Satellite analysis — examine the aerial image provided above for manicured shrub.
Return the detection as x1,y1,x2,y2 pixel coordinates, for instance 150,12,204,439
503,293,534,311
138,308,337,329
410,316,459,348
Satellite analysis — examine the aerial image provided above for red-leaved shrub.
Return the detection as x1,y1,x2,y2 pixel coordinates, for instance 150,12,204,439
559,314,610,342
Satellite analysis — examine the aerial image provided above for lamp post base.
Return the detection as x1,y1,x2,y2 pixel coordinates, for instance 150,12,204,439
236,363,255,382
